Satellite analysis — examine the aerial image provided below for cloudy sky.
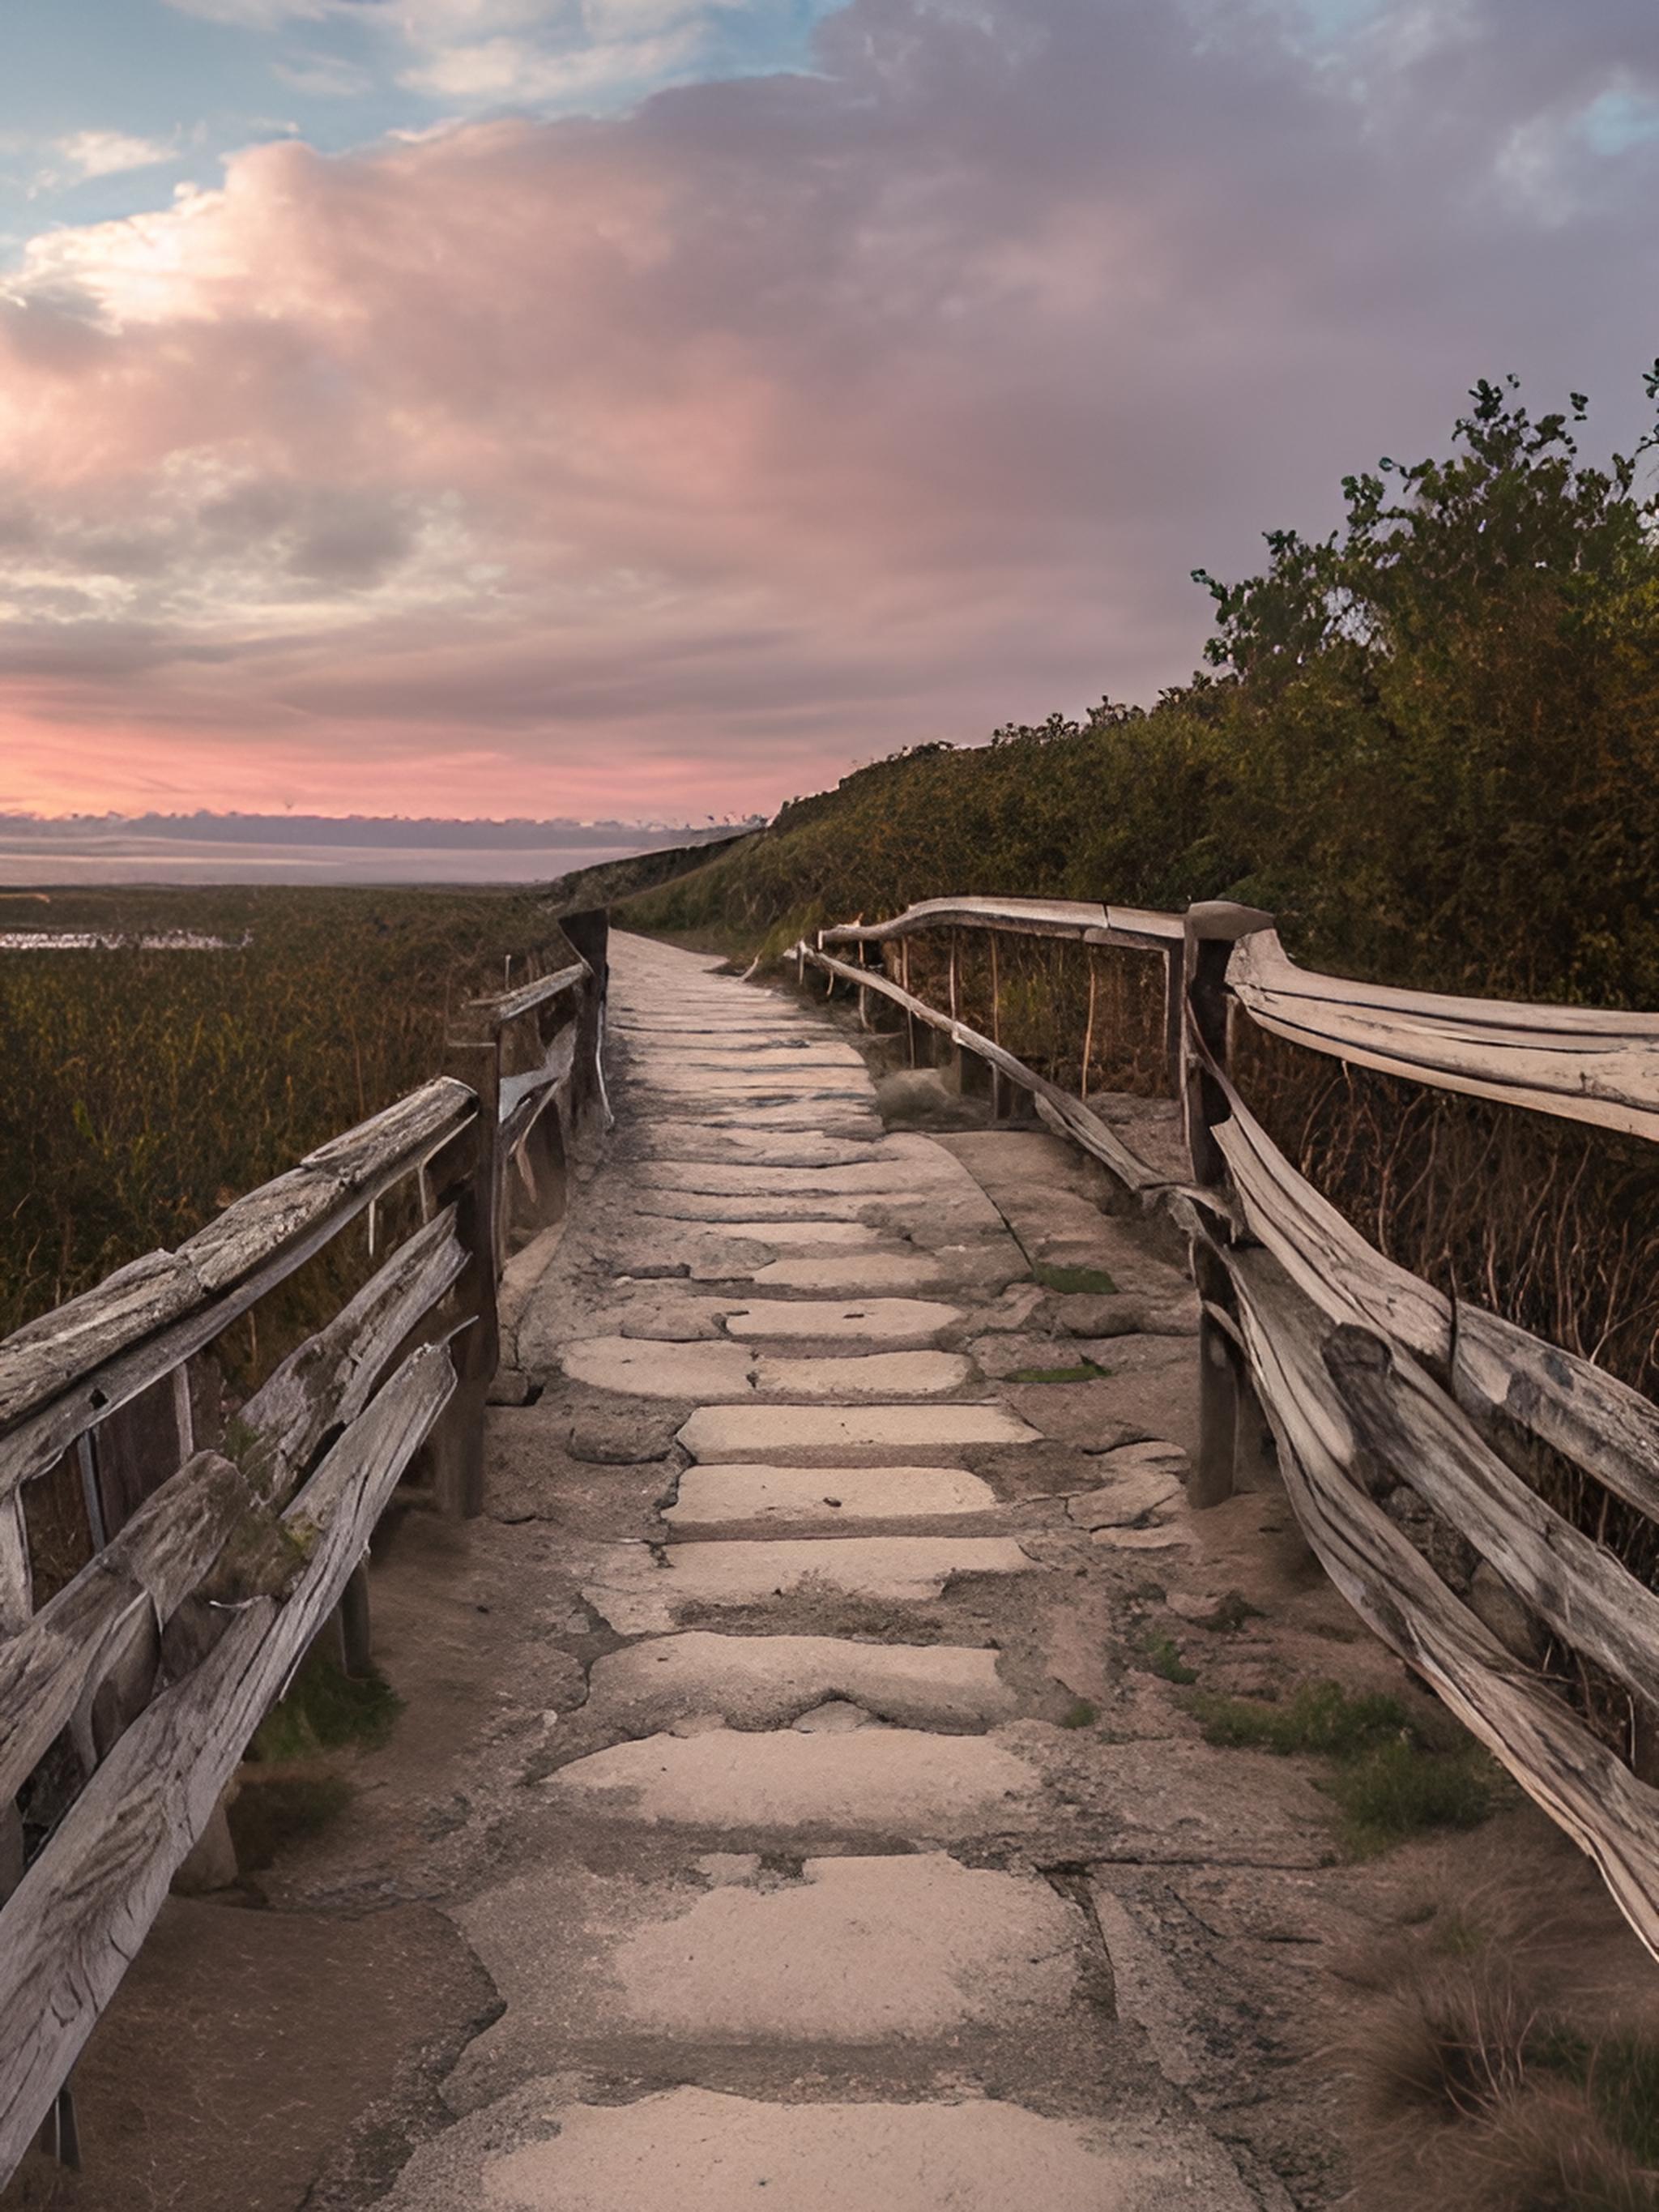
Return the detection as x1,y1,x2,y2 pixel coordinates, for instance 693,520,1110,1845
2,0,1657,822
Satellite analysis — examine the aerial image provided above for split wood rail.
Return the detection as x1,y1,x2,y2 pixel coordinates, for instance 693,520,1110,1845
0,912,609,2180
795,897,1659,1958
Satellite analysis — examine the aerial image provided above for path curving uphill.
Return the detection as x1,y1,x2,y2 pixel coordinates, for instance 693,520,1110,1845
374,933,1321,2212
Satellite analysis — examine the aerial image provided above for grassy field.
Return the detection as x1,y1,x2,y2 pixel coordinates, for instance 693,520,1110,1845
0,884,569,1343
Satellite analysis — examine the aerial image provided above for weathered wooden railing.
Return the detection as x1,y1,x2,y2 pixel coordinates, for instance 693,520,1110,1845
795,897,1659,1958
0,912,608,2178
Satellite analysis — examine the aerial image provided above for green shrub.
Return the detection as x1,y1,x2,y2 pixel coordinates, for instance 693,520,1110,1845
251,1653,403,1763
1144,1634,1197,1685
1190,1679,1499,1855
1190,1679,1418,1756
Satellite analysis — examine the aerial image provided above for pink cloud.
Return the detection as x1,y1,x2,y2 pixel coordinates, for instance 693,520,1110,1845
2,0,1657,818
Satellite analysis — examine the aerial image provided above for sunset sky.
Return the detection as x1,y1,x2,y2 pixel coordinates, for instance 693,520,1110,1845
2,0,1657,822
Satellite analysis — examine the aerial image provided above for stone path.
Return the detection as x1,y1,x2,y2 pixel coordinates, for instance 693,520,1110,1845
377,933,1306,2212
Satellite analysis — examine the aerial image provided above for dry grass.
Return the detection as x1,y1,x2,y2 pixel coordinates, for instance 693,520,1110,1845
1341,1850,1659,2211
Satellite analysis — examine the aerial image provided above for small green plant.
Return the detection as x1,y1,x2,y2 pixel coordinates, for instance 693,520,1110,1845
1328,1737,1497,1857
1030,1263,1120,1296
228,1773,352,1872
1059,1697,1098,1728
1189,1679,1499,1855
1005,1359,1111,1384
1190,1679,1414,1756
1535,2025,1659,2168
1144,1634,1197,1685
251,1653,403,1763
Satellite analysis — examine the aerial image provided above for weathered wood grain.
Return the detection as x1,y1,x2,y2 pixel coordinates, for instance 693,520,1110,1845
0,1088,476,1501
1324,1322,1659,1714
498,1028,578,1160
1230,928,1659,1141
0,1453,254,1805
299,1078,475,1188
1208,1067,1454,1366
1452,1305,1659,1527
471,959,589,1027
0,1253,200,1433
1224,1245,1659,1962
796,941,1171,1194
0,1343,455,2177
821,896,1110,945
0,1497,30,1638
235,1206,467,1494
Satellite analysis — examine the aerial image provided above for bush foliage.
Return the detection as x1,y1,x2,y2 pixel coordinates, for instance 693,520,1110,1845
631,370,1659,1007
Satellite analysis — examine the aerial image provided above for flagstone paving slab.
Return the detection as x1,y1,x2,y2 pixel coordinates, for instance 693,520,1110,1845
678,1401,1042,1463
664,1463,1000,1535
539,1725,1043,1837
582,1534,1036,1630
582,1631,1018,1733
379,2086,1259,2212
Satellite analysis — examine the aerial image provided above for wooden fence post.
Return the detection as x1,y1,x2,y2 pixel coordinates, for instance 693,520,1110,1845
989,933,1004,1119
1180,900,1274,1508
1162,942,1184,1099
425,1036,501,1518
557,908,610,1133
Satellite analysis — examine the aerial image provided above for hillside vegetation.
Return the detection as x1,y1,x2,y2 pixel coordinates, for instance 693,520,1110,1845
630,373,1659,1010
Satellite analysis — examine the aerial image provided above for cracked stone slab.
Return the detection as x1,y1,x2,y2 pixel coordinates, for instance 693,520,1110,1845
670,1100,885,1129
679,1401,1042,1464
719,1221,889,1250
627,1070,873,1097
560,1336,756,1399
583,1631,1018,1734
379,2085,1259,2212
753,1350,975,1399
609,1853,1085,2039
716,1297,964,1347
750,1251,949,1291
1067,1467,1183,1530
632,1129,886,1166
539,1725,1043,1838
582,1534,1036,1630
629,1192,894,1223
558,1337,975,1400
664,1463,1000,1535
627,1042,866,1066
637,1159,966,1196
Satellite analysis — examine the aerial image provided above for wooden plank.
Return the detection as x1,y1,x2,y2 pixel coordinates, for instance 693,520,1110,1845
1324,1322,1659,1715
1229,929,1659,1142
0,1453,254,1807
0,1094,476,1502
0,1343,456,2177
797,942,1171,1194
471,959,588,1028
1452,1304,1659,1527
821,897,1111,946
234,1206,467,1496
498,1027,578,1155
1223,1245,1659,1962
0,1496,30,1638
1193,1019,1453,1365
299,1078,475,1188
1106,904,1184,946
0,1253,200,1434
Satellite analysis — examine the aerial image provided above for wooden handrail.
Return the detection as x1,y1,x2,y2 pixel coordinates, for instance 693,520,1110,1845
0,912,612,2178
801,885,1659,1962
